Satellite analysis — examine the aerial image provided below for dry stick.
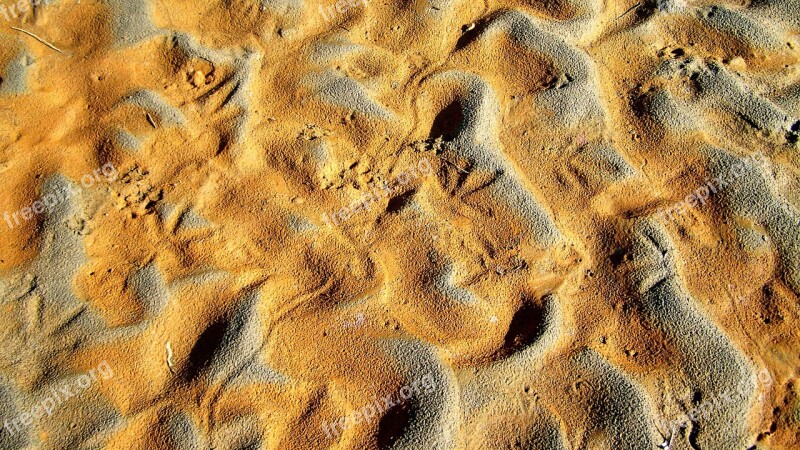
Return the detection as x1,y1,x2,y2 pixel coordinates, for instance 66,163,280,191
614,2,641,21
10,26,62,53
442,157,469,174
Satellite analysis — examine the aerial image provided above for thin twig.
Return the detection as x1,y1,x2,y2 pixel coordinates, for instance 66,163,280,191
442,158,469,174
10,26,62,53
146,113,157,129
614,2,641,21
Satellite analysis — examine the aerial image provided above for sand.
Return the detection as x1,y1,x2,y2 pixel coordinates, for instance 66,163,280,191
0,0,799,449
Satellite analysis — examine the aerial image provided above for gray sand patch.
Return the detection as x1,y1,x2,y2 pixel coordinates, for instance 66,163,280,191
106,0,160,47
697,6,784,50
306,69,394,120
111,128,142,152
630,218,757,448
566,348,659,449
177,207,212,230
163,411,203,450
381,339,458,450
122,90,186,127
129,262,169,316
0,51,31,96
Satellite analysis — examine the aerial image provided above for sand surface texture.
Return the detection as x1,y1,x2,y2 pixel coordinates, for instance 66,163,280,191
0,0,799,449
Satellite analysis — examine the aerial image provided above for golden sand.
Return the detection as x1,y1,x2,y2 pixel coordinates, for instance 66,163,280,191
0,0,799,448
